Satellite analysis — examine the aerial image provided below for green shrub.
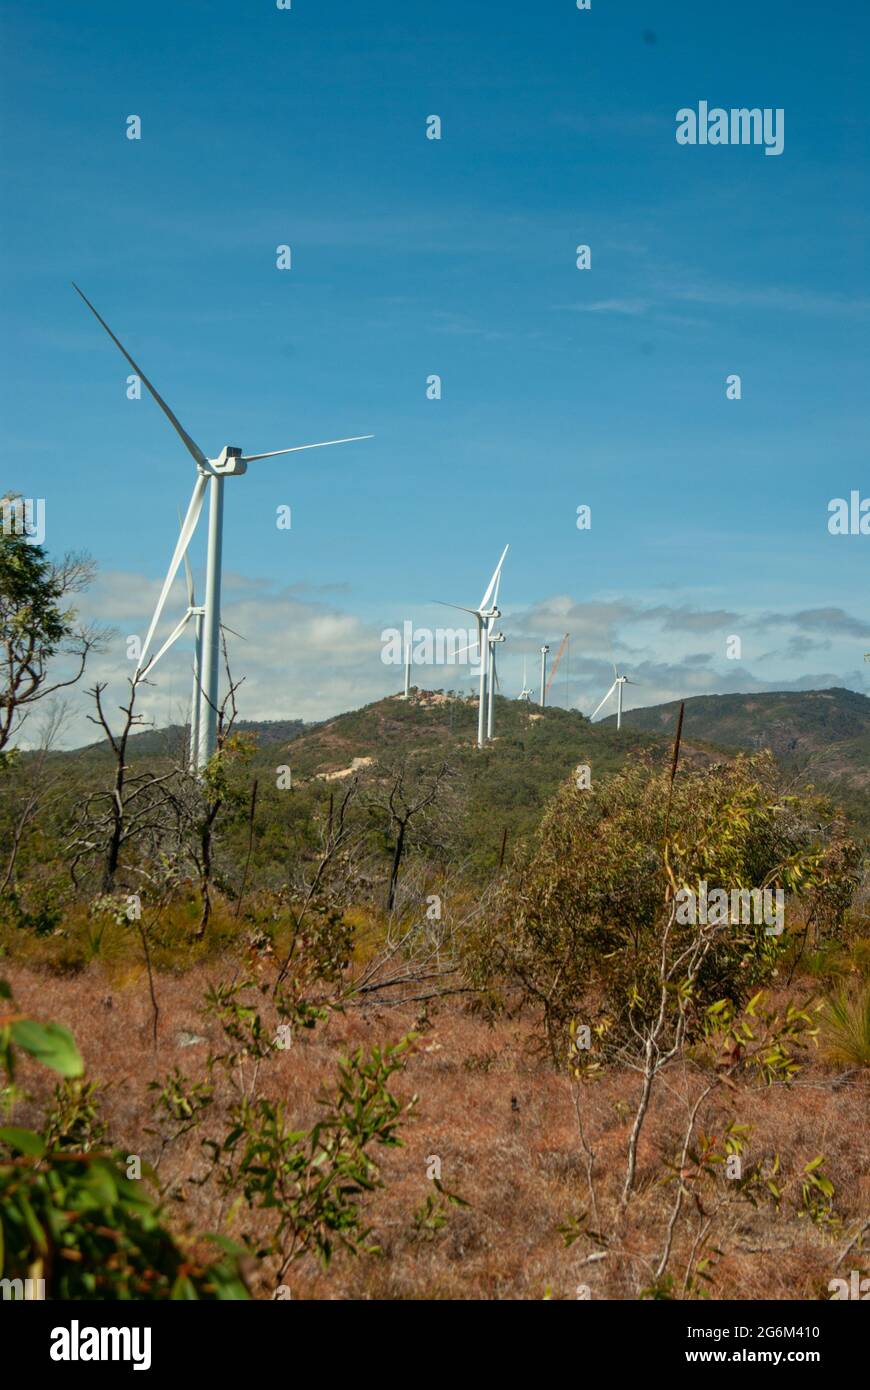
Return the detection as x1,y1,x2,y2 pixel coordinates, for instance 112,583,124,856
819,983,870,1067
465,753,859,1062
0,978,248,1299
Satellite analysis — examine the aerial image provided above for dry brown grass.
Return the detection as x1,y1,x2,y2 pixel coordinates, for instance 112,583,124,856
5,959,868,1301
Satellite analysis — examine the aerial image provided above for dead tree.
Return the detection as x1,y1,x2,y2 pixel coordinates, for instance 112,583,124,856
67,675,175,893
371,760,452,910
164,641,247,937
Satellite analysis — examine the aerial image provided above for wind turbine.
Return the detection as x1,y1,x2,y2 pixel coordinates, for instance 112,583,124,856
434,544,508,748
403,626,412,699
590,665,638,730
518,658,533,703
539,645,550,707
74,284,372,769
483,561,507,741
486,629,505,740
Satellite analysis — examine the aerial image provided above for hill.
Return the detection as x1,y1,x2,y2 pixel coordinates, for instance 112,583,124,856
603,686,870,788
604,687,869,760
39,686,869,865
40,689,684,871
603,686,870,840
68,717,309,766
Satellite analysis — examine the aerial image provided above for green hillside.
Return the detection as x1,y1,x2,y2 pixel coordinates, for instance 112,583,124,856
70,717,308,766
604,687,869,757
603,686,870,841
37,687,869,876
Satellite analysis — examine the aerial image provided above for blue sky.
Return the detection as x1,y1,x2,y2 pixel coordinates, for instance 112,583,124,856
2,0,868,742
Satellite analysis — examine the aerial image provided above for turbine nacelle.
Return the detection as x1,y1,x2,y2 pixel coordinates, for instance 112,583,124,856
209,446,247,476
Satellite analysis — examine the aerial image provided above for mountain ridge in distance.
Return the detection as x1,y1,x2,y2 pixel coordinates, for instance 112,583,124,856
48,687,868,840
61,685,867,768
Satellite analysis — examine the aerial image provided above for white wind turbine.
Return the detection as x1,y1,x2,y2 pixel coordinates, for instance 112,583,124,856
74,284,372,770
518,658,533,703
486,628,505,740
590,665,639,730
539,644,550,707
434,544,508,749
402,626,413,699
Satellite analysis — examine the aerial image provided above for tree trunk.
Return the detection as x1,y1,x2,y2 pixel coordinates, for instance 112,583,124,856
387,822,406,909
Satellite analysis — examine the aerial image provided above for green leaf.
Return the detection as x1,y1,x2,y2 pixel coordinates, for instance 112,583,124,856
171,1274,199,1300
0,1126,46,1157
10,1020,83,1077
199,1232,237,1252
18,1195,47,1253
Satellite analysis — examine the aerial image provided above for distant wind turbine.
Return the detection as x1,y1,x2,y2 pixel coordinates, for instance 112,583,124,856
403,627,412,699
518,658,533,703
539,644,550,707
74,284,372,769
487,629,505,740
434,544,508,748
590,665,639,730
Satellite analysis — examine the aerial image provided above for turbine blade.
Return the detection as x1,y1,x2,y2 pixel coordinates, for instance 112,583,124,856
140,610,193,678
240,435,373,463
450,641,479,661
432,600,480,618
72,284,208,468
137,474,208,673
590,681,618,721
479,543,509,612
178,507,196,607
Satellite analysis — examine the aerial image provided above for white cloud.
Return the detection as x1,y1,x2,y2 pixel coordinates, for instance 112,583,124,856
29,579,869,750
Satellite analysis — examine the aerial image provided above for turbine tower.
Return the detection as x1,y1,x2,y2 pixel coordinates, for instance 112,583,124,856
74,285,372,769
590,665,638,730
434,544,508,749
539,644,550,707
139,514,244,769
487,630,505,740
181,544,204,770
403,629,412,699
